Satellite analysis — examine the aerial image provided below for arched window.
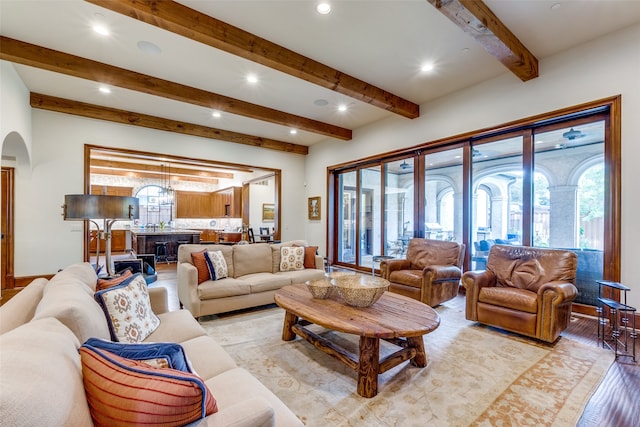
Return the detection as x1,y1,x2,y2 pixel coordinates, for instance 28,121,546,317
135,185,173,226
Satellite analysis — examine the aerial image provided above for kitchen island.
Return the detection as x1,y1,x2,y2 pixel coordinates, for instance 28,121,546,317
131,229,201,261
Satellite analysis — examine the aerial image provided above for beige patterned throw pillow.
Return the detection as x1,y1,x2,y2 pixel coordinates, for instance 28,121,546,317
280,246,305,272
206,250,228,280
94,273,160,343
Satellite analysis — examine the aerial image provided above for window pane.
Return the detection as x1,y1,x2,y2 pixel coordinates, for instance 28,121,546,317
384,159,414,259
534,121,605,306
471,137,523,269
337,171,356,264
424,148,463,243
359,166,381,269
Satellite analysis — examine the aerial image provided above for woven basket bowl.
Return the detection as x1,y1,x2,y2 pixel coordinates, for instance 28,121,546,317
331,275,389,307
305,278,335,299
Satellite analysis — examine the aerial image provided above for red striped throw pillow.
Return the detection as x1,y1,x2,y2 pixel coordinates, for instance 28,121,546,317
80,345,217,427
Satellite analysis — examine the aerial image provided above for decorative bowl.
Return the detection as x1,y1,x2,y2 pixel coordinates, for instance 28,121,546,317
305,278,335,299
331,275,389,307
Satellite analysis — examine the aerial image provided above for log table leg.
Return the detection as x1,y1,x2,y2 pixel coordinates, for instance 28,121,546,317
357,336,380,398
282,311,298,341
407,336,427,367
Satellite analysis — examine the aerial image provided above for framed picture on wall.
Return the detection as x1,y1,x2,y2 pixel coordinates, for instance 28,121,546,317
262,203,275,222
308,196,321,220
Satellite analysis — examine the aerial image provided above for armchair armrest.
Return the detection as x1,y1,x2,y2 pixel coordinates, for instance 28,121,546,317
423,265,462,282
461,270,497,321
148,286,169,315
380,259,411,279
537,281,578,342
177,262,201,317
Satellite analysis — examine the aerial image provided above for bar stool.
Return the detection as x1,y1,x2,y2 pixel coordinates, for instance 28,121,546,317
154,241,169,264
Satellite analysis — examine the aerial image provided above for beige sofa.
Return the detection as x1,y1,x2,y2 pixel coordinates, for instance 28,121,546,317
178,241,326,318
0,263,302,427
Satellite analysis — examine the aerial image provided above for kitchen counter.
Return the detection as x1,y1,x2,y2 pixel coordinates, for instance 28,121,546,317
131,230,201,260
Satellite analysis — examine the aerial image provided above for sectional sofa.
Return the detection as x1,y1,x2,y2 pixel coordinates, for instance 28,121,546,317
0,262,303,426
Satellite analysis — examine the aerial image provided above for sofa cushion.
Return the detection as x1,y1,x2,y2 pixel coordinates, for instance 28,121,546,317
0,277,47,335
179,335,238,380
192,249,214,284
80,345,218,426
303,246,319,269
275,268,326,284
478,286,538,314
242,272,292,293
198,278,252,300
208,250,228,279
179,244,235,278
84,337,193,373
94,273,160,343
0,318,93,426
97,269,133,290
33,273,111,343
271,240,308,273
45,261,98,292
280,246,305,272
146,309,208,343
234,243,272,277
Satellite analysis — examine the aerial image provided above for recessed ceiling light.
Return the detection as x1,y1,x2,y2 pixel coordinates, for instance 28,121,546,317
421,62,435,72
212,111,221,118
290,129,298,135
137,40,162,55
93,24,109,36
316,2,331,14
246,74,258,84
314,99,329,107
98,86,111,94
461,47,470,53
551,3,561,11
337,104,347,112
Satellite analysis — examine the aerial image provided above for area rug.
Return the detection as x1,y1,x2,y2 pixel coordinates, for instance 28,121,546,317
200,304,613,427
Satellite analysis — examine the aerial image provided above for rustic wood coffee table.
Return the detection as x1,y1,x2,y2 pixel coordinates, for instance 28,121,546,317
274,283,440,398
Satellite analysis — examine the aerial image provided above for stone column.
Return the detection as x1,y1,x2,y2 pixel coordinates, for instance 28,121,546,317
549,185,578,248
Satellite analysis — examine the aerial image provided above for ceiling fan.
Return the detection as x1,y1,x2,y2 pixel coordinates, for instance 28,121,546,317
562,127,586,140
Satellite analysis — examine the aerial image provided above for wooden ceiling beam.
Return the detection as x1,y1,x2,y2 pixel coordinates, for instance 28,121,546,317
90,159,234,180
427,0,538,82
30,93,310,155
86,0,420,119
1,36,350,141
90,166,219,185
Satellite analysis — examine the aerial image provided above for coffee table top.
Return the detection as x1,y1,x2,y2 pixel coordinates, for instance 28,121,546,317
274,283,440,339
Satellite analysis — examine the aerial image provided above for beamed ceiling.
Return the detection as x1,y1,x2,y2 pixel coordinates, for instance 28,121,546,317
2,0,639,161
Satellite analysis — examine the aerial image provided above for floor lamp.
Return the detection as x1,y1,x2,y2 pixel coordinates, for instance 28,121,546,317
63,194,139,277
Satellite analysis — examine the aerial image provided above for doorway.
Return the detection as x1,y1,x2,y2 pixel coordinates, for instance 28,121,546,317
1,167,15,290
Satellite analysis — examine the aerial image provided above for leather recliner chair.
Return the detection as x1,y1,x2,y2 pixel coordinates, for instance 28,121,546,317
462,245,578,343
381,238,465,307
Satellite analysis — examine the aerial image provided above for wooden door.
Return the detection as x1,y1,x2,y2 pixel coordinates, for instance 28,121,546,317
1,167,15,290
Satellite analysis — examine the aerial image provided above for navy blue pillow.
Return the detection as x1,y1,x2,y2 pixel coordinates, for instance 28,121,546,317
83,338,192,373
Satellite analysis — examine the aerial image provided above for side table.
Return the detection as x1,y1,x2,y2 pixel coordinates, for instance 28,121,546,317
596,280,637,362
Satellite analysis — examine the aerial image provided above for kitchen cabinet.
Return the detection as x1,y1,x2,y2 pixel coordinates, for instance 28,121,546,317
212,187,242,217
175,191,213,218
90,229,128,252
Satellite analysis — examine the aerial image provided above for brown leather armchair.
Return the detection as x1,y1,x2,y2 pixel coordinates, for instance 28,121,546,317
381,238,465,307
462,245,578,343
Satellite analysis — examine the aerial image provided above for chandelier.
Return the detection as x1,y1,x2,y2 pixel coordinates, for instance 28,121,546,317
160,163,174,205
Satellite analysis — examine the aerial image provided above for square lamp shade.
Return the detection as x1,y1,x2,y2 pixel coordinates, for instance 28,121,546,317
63,195,139,220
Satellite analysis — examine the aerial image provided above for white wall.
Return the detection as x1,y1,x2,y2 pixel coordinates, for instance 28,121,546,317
306,23,640,308
0,61,31,154
14,111,307,275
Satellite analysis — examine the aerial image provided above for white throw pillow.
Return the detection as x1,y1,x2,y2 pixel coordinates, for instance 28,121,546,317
280,246,305,272
94,273,160,343
206,250,228,280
